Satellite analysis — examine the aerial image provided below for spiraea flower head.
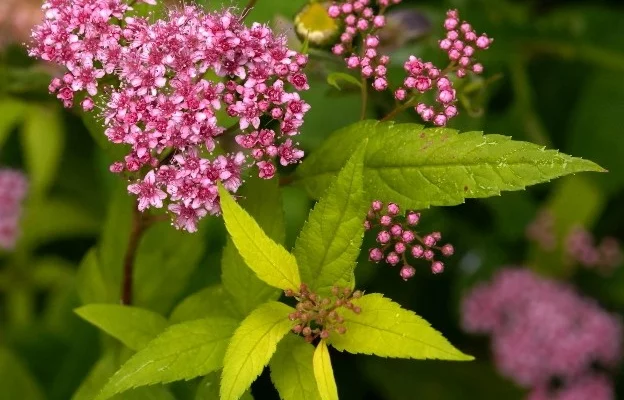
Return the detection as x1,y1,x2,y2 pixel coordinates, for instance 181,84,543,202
0,168,28,250
29,1,311,232
365,201,454,280
461,268,622,389
285,284,362,342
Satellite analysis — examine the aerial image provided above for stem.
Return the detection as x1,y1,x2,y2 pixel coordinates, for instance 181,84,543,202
380,96,419,122
121,207,146,305
239,0,258,22
359,77,368,120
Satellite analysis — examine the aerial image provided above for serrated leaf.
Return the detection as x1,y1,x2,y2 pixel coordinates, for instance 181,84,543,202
328,293,473,361
222,178,284,316
270,335,321,400
294,143,368,293
295,120,604,209
97,317,238,400
0,347,45,400
169,285,241,323
220,302,295,400
72,351,176,400
195,372,254,400
75,304,168,351
20,104,65,196
312,341,338,400
327,72,362,91
219,185,300,292
133,222,205,314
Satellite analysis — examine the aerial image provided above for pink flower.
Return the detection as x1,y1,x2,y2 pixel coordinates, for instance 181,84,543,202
127,171,167,211
0,168,28,250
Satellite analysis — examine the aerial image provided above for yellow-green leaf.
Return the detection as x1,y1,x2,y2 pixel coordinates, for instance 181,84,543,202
328,294,473,361
312,341,338,400
75,304,168,351
220,302,295,400
219,185,300,291
270,335,321,400
97,317,238,399
294,142,368,294
169,285,241,323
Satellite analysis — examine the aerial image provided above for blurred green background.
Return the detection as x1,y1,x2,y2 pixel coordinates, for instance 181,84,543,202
1,0,624,398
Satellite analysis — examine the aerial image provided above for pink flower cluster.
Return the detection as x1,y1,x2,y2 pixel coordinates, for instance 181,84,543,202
462,268,621,398
439,9,492,78
365,201,454,280
29,1,310,232
0,169,28,250
526,210,622,272
328,3,492,126
328,0,400,92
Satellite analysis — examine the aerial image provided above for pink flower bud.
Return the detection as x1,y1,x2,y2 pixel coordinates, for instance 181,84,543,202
431,261,445,274
395,242,407,254
380,215,392,226
400,265,416,280
377,230,391,244
406,211,420,225
371,200,383,211
373,15,385,28
386,252,400,265
390,224,403,237
369,248,384,262
395,88,407,101
411,245,424,258
402,230,415,243
423,249,434,260
387,202,400,215
441,244,455,257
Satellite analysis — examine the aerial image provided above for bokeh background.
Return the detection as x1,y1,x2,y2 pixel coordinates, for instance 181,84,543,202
1,0,624,398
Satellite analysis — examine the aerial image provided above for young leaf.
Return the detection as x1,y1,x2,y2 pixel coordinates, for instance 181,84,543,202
219,185,301,292
327,72,362,91
222,178,284,316
270,335,322,400
220,302,296,400
169,285,241,323
295,120,604,209
133,222,205,314
72,351,176,400
328,293,473,361
75,304,168,351
97,317,238,399
312,341,338,400
294,143,368,294
20,104,65,196
195,372,254,400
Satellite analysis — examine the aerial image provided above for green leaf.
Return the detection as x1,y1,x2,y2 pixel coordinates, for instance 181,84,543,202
0,97,27,149
98,182,134,302
327,72,362,91
72,351,176,400
219,185,300,292
222,178,285,316
312,341,338,400
195,372,254,400
18,197,101,251
328,293,473,361
295,120,604,209
0,347,45,400
294,143,368,293
133,222,205,314
270,335,321,400
76,248,116,304
97,317,238,399
220,302,295,400
75,304,169,351
169,285,241,323
20,104,65,196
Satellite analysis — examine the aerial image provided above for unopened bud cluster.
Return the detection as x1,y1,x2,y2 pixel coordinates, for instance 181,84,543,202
526,210,622,272
365,201,454,280
327,2,492,126
285,284,362,342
